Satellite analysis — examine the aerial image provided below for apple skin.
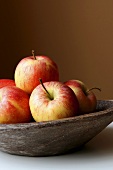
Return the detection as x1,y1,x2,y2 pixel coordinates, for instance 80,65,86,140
29,81,79,122
14,56,59,94
0,86,32,124
64,80,97,114
0,79,15,88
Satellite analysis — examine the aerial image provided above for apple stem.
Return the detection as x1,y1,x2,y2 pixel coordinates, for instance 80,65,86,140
86,87,101,93
32,50,36,60
39,78,53,100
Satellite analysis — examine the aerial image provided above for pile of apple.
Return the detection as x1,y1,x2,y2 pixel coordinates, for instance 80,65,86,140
0,51,100,124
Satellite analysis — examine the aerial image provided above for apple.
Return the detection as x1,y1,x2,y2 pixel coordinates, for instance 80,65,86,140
14,50,59,94
29,79,79,122
64,80,101,114
0,79,15,88
0,86,32,124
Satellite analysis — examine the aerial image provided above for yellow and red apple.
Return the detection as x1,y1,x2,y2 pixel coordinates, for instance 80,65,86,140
0,86,32,124
64,80,99,114
0,79,15,88
14,51,59,94
29,80,79,122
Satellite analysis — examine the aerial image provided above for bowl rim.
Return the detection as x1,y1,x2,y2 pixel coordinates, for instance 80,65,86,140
0,100,113,129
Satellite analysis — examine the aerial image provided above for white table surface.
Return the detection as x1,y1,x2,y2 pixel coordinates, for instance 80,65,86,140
0,122,113,170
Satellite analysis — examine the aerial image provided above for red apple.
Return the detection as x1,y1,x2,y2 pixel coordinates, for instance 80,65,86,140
0,79,15,88
14,51,59,94
0,86,32,124
64,80,100,114
29,80,79,122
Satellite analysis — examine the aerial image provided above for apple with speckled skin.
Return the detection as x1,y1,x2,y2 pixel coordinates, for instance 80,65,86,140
29,80,79,122
0,86,32,124
64,80,100,114
0,79,15,88
14,51,59,94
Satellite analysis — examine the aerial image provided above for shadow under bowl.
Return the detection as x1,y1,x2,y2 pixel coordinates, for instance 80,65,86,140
0,100,113,156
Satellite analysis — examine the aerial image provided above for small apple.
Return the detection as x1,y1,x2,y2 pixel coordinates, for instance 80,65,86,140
14,50,59,94
0,86,32,124
0,79,15,88
29,79,79,122
64,80,101,114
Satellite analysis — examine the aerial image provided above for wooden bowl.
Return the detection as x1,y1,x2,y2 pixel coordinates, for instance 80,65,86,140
0,100,113,157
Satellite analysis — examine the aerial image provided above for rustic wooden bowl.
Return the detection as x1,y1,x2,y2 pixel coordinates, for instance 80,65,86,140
0,100,113,157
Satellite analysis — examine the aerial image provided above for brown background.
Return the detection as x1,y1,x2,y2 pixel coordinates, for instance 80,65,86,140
0,0,113,99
